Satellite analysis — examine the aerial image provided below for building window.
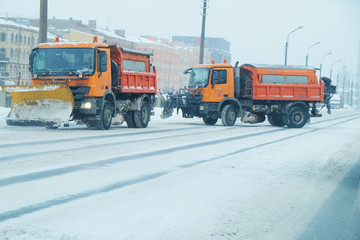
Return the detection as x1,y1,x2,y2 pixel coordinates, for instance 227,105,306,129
10,49,13,58
1,32,6,42
11,33,14,43
0,48,6,59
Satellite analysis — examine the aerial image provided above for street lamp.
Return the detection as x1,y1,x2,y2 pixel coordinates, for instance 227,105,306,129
305,42,320,66
284,26,304,65
320,52,332,77
337,66,347,93
330,59,342,80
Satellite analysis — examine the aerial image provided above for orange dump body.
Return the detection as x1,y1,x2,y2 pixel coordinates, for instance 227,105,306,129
110,46,156,94
241,64,324,102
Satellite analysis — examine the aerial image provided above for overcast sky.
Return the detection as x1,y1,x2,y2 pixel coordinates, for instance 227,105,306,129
1,0,360,77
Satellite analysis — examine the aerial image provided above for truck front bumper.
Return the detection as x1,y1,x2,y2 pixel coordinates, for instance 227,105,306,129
75,98,98,115
199,102,218,115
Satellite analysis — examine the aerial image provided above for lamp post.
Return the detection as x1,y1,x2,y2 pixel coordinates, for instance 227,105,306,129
330,59,342,80
199,0,208,64
320,52,332,77
337,66,347,94
305,42,320,66
284,26,304,65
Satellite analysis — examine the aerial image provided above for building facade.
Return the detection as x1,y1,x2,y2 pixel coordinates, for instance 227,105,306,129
0,17,222,91
172,36,231,64
134,36,211,91
0,19,38,84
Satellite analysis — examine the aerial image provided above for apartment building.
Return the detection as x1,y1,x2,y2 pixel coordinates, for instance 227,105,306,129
172,36,231,64
0,17,225,91
0,19,38,84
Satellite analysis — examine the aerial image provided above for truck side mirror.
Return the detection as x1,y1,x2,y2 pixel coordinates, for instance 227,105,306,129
97,51,108,72
184,68,192,74
29,48,37,73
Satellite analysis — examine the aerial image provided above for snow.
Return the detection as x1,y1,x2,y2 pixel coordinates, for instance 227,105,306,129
8,99,72,122
2,85,60,92
0,19,64,42
0,106,360,239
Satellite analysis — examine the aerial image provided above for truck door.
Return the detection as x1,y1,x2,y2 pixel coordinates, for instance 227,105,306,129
203,68,233,102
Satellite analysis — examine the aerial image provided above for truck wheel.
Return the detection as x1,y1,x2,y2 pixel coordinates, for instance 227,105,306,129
286,107,308,128
125,111,135,128
221,104,237,126
268,114,285,127
95,100,112,130
203,115,218,125
134,102,150,128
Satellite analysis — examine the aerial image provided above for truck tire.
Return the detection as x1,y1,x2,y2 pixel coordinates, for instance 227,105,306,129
134,102,150,128
285,107,308,128
203,115,218,125
125,111,135,128
268,114,285,127
221,104,237,126
95,100,112,130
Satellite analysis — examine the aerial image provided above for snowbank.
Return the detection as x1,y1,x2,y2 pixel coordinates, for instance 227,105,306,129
0,107,10,127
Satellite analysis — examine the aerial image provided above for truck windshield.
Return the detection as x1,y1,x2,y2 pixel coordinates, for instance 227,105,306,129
188,68,210,88
32,48,95,76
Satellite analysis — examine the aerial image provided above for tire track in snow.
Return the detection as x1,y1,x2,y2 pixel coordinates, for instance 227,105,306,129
1,115,359,188
0,114,356,162
0,113,355,150
0,128,284,187
0,116,359,222
0,171,170,223
0,126,236,161
0,126,201,149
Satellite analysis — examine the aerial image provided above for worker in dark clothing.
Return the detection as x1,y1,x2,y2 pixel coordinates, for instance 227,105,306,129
322,77,335,114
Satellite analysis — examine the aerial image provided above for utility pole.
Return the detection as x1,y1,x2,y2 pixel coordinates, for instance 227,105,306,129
39,0,47,43
199,0,207,64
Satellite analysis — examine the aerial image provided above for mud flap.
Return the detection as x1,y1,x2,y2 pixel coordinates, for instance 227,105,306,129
2,85,74,127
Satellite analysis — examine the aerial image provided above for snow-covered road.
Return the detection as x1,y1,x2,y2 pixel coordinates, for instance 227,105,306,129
0,107,360,240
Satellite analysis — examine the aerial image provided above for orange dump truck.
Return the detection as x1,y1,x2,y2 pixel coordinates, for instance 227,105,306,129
162,62,335,128
2,38,157,130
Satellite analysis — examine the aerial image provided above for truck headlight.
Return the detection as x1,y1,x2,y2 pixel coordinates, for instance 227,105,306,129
200,105,205,111
81,102,92,109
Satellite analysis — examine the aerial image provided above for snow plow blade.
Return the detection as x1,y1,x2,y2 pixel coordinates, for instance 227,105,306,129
1,85,74,127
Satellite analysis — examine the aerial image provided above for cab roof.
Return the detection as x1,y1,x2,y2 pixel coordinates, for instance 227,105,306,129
193,63,233,69
37,41,108,49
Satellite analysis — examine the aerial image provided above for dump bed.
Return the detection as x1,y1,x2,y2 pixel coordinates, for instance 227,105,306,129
110,46,157,94
240,64,324,102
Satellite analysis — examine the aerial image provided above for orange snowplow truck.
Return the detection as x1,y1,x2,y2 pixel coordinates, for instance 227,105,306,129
161,62,335,128
2,38,157,130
